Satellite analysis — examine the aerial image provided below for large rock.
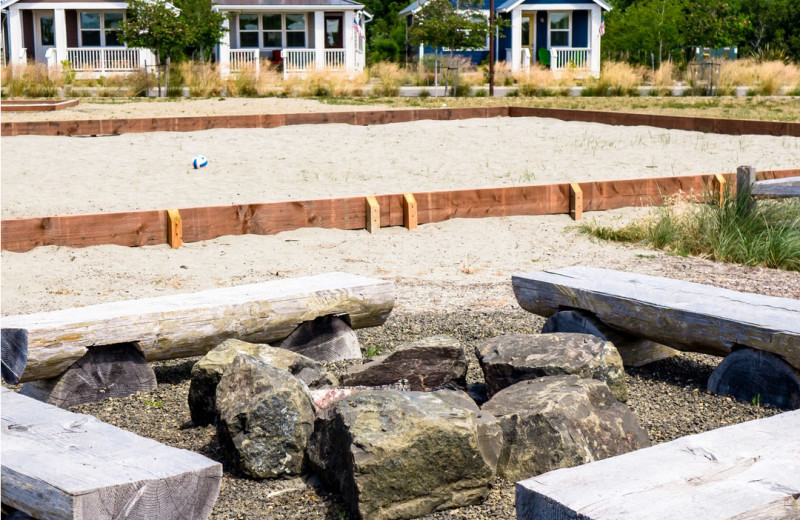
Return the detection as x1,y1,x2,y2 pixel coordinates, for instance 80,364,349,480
215,355,316,479
279,315,361,362
481,375,650,482
309,390,493,520
475,333,628,401
189,338,335,426
341,335,467,391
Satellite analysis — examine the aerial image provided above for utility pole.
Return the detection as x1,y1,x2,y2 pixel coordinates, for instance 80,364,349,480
489,0,495,97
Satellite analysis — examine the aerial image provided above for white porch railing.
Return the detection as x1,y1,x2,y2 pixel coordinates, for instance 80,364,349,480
325,49,346,71
521,48,531,72
66,48,151,73
280,49,316,77
549,48,591,71
230,49,260,74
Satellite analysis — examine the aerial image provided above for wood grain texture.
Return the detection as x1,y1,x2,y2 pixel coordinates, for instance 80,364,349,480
1,328,28,384
167,208,183,248
707,348,800,409
713,173,727,206
513,266,800,369
403,193,418,230
569,183,583,221
752,176,800,198
365,196,380,233
2,272,395,382
1,388,222,520
516,410,800,520
20,343,158,408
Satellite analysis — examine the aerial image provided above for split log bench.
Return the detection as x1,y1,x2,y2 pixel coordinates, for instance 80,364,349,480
512,266,800,409
1,272,394,407
516,409,800,520
1,387,223,520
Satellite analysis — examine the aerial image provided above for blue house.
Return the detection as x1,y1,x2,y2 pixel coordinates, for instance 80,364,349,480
401,0,611,76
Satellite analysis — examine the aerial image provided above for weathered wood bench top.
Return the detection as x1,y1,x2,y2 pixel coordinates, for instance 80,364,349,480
752,176,800,198
1,387,222,520
2,272,395,382
516,409,800,520
512,266,800,369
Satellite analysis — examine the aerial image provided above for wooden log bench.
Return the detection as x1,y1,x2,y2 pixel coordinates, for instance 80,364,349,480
1,387,222,520
1,272,394,407
516,409,800,520
512,266,800,409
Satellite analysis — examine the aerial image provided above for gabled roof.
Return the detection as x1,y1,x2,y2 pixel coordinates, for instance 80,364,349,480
399,0,489,16
497,0,611,13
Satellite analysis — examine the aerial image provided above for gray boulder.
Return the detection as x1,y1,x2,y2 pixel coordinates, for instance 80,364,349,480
309,390,493,520
341,335,467,391
481,375,650,482
215,355,316,479
475,333,628,401
189,338,335,426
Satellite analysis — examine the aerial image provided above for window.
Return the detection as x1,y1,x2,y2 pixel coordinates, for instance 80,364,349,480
239,14,259,47
262,14,282,47
40,16,55,46
237,13,306,49
285,14,305,48
79,12,125,46
549,12,570,47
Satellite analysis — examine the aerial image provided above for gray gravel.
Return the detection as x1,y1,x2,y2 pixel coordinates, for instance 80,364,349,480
13,309,783,520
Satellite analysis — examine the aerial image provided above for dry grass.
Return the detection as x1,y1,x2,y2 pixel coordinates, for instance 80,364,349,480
1,63,64,97
283,69,367,97
652,61,677,87
718,59,800,95
368,62,406,97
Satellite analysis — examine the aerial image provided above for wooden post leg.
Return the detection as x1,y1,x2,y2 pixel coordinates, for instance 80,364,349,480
278,315,361,362
1,328,28,384
712,173,726,206
708,348,800,409
403,193,418,230
737,165,756,214
167,208,183,248
365,196,380,233
20,343,157,408
569,183,583,221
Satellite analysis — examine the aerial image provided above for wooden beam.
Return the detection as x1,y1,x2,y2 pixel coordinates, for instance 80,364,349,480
712,173,727,206
569,183,583,220
1,388,222,520
403,193,418,230
167,209,183,248
517,409,800,520
365,196,380,233
1,272,395,382
752,176,800,198
1,329,27,384
512,266,800,370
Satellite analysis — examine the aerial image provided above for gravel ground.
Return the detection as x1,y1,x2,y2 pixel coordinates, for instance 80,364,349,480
18,308,776,520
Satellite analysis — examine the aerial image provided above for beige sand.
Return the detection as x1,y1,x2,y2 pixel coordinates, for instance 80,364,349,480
2,104,799,317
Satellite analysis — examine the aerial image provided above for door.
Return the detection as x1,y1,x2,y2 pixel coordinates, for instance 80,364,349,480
521,13,536,66
33,11,55,63
324,14,343,49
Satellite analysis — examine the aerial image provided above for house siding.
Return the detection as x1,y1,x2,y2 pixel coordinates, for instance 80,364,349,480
572,9,588,47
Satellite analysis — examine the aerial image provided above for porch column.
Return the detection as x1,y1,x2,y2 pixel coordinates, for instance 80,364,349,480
219,15,230,76
54,9,67,65
590,7,601,77
314,11,325,70
8,6,25,66
510,9,521,72
344,10,355,70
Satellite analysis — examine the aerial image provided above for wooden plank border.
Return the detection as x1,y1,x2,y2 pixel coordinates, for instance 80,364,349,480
2,169,799,253
3,106,798,137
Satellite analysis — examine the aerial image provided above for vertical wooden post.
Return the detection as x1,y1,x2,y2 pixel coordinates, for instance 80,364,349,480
365,196,380,233
569,183,583,221
167,209,183,248
737,165,756,215
403,193,418,230
712,174,726,206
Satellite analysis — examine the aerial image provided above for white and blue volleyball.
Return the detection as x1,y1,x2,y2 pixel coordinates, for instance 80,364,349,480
192,155,208,169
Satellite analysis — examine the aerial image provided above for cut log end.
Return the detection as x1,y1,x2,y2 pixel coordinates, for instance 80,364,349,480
708,348,800,410
2,328,28,384
541,310,679,367
20,343,157,408
279,315,361,362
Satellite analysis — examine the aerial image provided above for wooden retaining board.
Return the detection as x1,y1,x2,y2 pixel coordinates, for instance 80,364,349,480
1,388,222,520
4,169,799,253
1,99,79,112
516,410,800,520
1,272,395,382
512,266,800,369
3,106,799,137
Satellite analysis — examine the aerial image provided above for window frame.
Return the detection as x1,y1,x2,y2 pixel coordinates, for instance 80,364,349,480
78,11,126,47
548,11,571,48
236,13,308,49
238,13,261,48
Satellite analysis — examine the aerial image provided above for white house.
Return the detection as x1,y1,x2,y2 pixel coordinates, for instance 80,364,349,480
0,0,368,75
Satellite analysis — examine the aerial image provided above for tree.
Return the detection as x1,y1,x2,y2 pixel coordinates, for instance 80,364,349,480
174,0,227,60
603,0,683,66
407,0,491,59
120,0,190,63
